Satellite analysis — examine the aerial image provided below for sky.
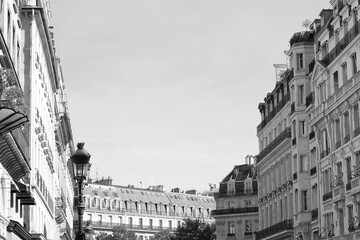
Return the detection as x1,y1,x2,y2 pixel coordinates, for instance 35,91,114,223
50,0,331,192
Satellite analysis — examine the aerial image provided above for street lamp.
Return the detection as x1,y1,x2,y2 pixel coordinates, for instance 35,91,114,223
71,142,91,240
84,221,94,240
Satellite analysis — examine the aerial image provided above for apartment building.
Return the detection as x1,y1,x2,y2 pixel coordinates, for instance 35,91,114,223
82,179,215,240
213,156,258,240
0,1,33,240
255,0,360,239
306,0,360,239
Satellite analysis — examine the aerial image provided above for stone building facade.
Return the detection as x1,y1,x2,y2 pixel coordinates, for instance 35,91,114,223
213,156,258,240
82,179,215,240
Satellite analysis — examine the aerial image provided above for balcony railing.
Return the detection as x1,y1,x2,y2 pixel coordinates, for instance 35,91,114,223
320,148,330,159
89,221,173,231
344,134,351,144
322,192,332,202
255,219,293,240
212,207,258,216
257,128,291,164
335,140,341,149
257,78,292,133
322,19,360,66
354,127,360,138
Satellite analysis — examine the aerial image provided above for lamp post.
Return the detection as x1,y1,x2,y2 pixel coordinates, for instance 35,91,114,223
84,221,94,240
71,142,91,240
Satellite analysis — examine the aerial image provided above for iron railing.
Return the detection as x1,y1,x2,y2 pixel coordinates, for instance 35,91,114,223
322,19,360,65
212,207,258,216
255,219,293,240
322,192,332,202
257,128,291,163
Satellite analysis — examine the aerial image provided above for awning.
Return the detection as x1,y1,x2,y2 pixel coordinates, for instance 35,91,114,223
11,181,36,205
0,134,30,181
7,220,32,240
0,107,28,135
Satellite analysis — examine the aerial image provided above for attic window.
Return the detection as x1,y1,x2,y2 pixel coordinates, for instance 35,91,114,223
244,177,253,194
227,179,236,196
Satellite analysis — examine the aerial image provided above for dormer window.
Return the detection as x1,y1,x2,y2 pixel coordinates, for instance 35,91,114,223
244,177,253,194
227,179,236,196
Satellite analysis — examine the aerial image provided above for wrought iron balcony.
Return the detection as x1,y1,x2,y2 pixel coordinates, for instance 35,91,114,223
257,128,291,163
320,148,330,159
212,207,258,216
344,134,351,144
354,127,360,138
335,140,341,149
257,69,292,133
322,192,332,202
255,219,293,240
322,19,360,66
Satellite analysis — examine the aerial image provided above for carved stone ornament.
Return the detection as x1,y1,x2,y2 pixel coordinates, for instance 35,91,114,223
330,108,339,120
318,119,326,129
349,94,357,106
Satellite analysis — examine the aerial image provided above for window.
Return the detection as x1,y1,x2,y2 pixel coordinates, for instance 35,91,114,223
159,220,163,229
342,62,348,83
294,155,298,172
298,85,304,104
109,216,112,224
227,179,235,195
301,190,308,211
228,221,235,235
119,216,122,224
244,178,252,194
139,218,143,228
295,189,299,213
352,53,357,75
245,200,251,207
346,157,351,182
299,121,306,136
344,112,350,141
335,119,341,145
245,220,252,233
228,201,234,209
323,168,332,194
149,219,153,229
129,217,133,227
88,214,92,221
300,155,307,172
169,220,172,230
297,53,304,70
99,215,102,224
348,205,353,225
312,185,318,209
333,71,339,92
354,105,360,133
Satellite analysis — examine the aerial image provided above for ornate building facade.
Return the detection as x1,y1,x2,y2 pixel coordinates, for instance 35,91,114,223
213,156,258,240
82,179,215,240
256,0,360,239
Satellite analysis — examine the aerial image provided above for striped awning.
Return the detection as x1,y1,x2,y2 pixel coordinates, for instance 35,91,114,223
0,134,30,181
0,107,28,135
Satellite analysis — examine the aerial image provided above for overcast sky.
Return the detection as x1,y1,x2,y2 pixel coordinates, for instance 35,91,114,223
50,0,331,192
